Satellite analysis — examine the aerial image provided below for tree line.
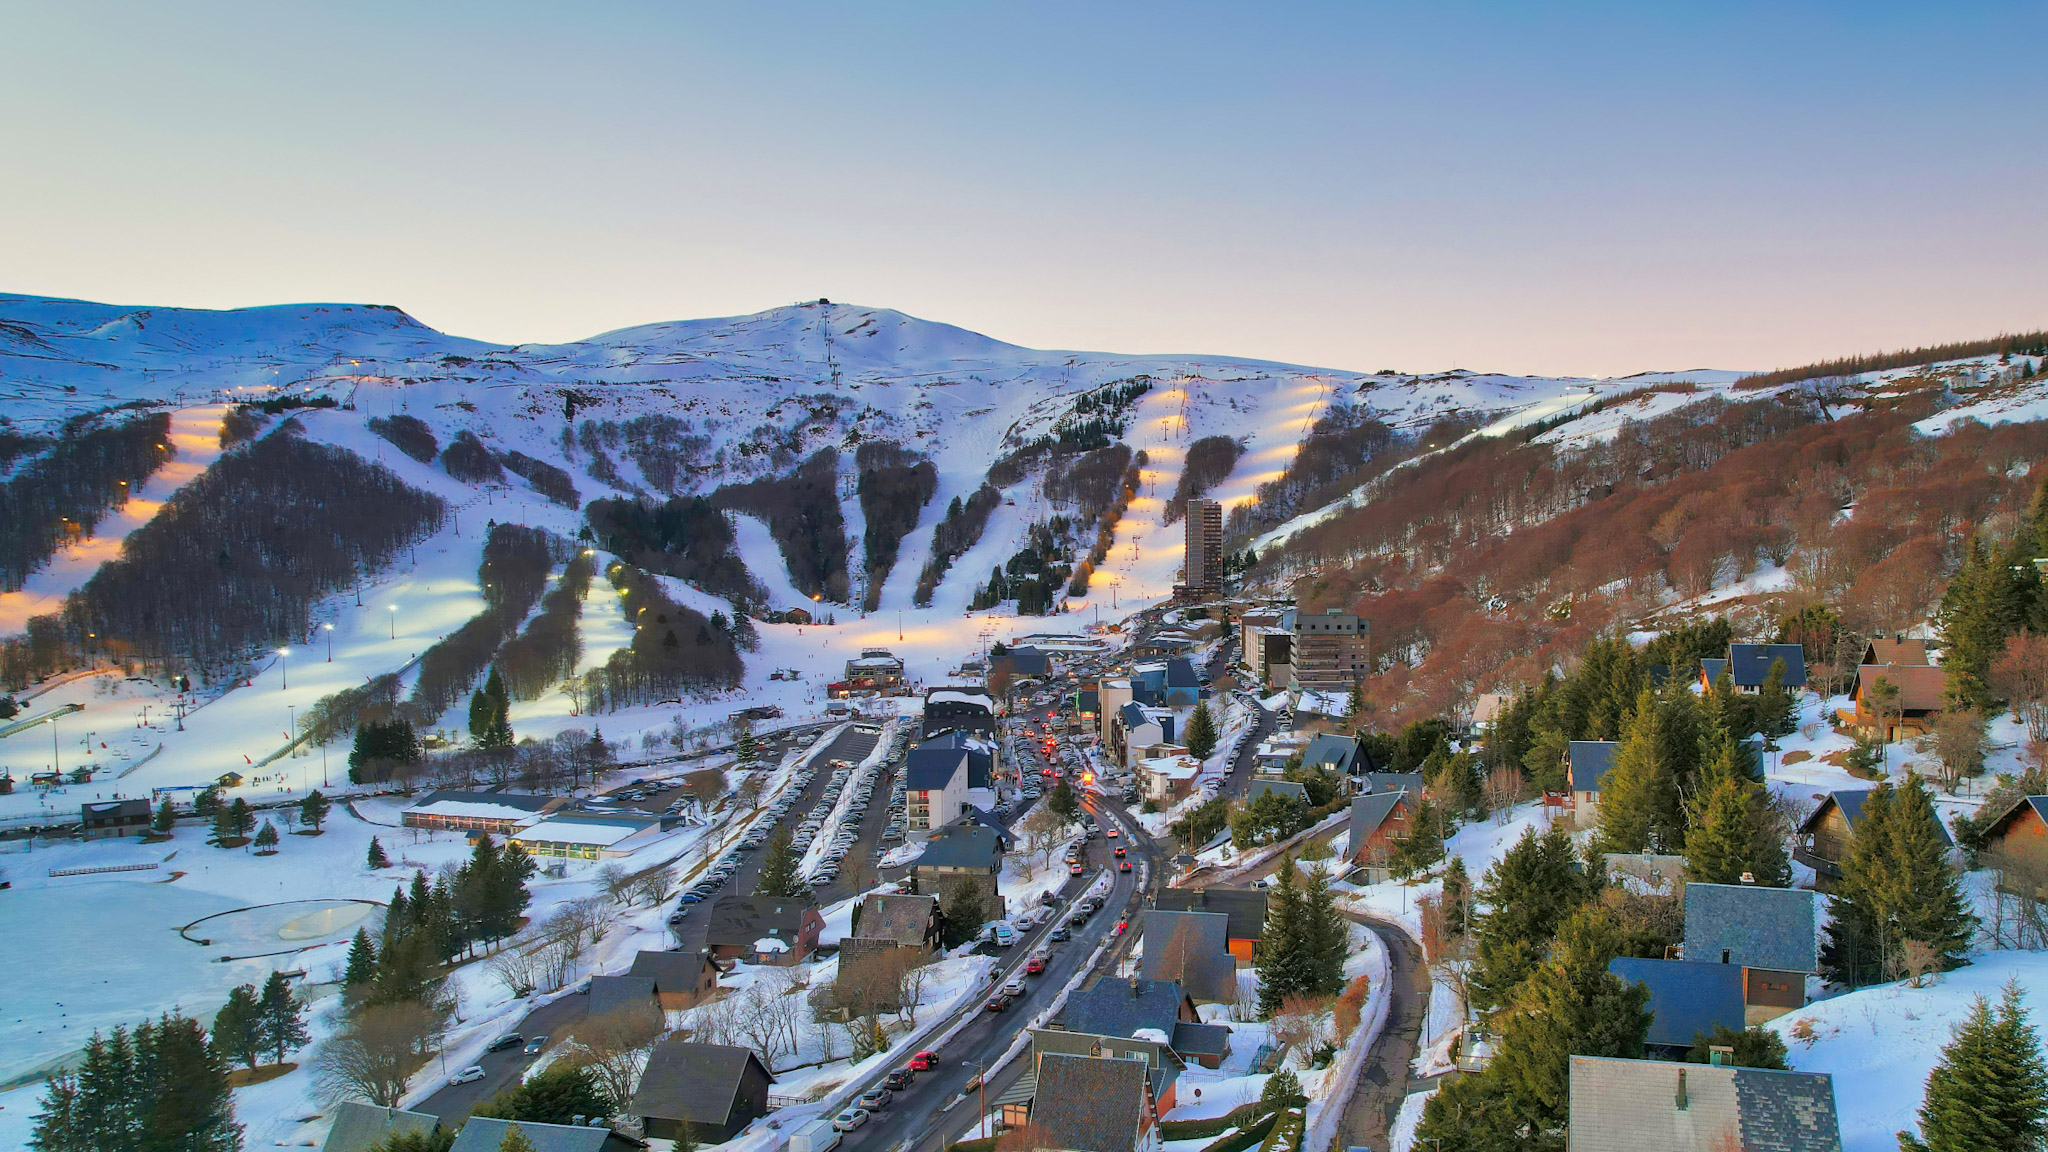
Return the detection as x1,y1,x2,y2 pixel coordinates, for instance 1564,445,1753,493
495,549,594,701
1164,434,1244,525
914,481,1003,606
586,494,764,603
407,524,563,720
0,411,172,591
710,448,850,604
855,440,937,612
574,564,744,712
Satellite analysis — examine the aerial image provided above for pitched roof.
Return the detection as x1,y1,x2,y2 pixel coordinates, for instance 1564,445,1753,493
1359,771,1423,796
1154,887,1268,940
1568,741,1620,793
915,823,1003,870
411,789,556,813
1119,701,1156,728
904,747,970,791
1798,788,1953,846
1608,957,1748,1049
449,1118,633,1152
853,893,939,947
1245,779,1308,804
1727,643,1808,689
321,1102,439,1152
630,1041,769,1125
704,897,815,948
1349,791,1413,841
1136,911,1235,1002
1864,637,1929,666
1981,795,2048,844
1701,658,1730,686
1030,1053,1151,1152
1568,1055,1842,1152
81,798,151,819
1854,663,1946,712
1170,1021,1232,1059
1300,732,1360,773
586,975,660,1020
1165,657,1199,688
626,949,710,991
1062,977,1192,1039
1684,883,1819,973
918,731,994,786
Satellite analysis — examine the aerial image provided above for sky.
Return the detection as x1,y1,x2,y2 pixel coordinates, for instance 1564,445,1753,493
3,2,2045,378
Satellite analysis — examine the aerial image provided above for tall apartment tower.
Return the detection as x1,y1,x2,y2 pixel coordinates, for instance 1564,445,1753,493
1184,498,1225,591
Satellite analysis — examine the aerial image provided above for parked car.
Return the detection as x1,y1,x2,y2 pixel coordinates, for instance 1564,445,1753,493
908,1050,938,1070
1002,976,1027,996
856,1087,894,1110
523,1036,548,1055
487,1034,523,1052
985,992,1012,1012
1049,925,1071,942
883,1068,916,1089
1119,859,1132,872
452,1065,486,1085
832,1108,870,1132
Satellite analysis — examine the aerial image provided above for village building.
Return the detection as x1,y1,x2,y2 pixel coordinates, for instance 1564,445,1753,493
1565,740,1619,829
1135,909,1236,1003
1840,662,1945,740
1683,882,1818,1024
1567,1055,1842,1152
703,897,824,966
1153,886,1268,963
1796,788,1953,891
623,949,721,1011
631,1041,773,1144
401,789,562,835
79,797,151,839
1608,957,1749,1057
507,811,666,860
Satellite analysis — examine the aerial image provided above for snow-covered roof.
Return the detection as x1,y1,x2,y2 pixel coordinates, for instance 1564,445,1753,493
1141,755,1201,780
512,814,660,847
408,798,548,821
753,936,790,953
928,690,995,709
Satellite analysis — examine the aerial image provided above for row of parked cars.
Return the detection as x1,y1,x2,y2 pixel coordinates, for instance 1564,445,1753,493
670,763,824,919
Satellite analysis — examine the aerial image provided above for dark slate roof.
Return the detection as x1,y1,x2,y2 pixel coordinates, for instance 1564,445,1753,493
1684,883,1819,973
1155,887,1268,940
918,731,994,787
704,897,815,948
1030,1053,1150,1152
854,893,938,947
1000,647,1052,676
631,1041,769,1125
1359,772,1424,796
412,789,555,812
1701,658,1730,686
449,1118,635,1152
915,823,1003,870
1301,733,1360,774
1136,911,1235,1002
1568,741,1620,793
1171,1021,1232,1059
1728,643,1808,689
1349,792,1412,840
904,747,970,791
82,798,151,819
1078,689,1100,712
1608,958,1748,1049
626,949,708,991
586,975,659,1020
1165,657,1199,689
1245,779,1308,804
1063,977,1192,1039
322,1102,439,1152
1568,1056,1841,1152
1797,788,1958,846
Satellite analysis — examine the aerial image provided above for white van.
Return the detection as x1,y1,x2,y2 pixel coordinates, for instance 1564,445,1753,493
788,1117,842,1152
990,921,1017,948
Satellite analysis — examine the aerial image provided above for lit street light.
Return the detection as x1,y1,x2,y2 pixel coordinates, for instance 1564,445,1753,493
323,622,334,661
276,647,290,690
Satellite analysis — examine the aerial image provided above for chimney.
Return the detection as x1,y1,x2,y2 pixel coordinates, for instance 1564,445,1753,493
1709,1045,1734,1067
1675,1069,1689,1110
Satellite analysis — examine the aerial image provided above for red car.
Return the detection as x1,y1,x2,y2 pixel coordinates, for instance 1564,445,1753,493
908,1050,937,1070
1119,859,1132,872
1069,861,1085,875
1025,955,1047,975
985,993,1012,1013
1105,827,1119,838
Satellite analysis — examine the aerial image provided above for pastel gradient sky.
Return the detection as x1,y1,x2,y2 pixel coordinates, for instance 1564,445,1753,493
4,2,2044,377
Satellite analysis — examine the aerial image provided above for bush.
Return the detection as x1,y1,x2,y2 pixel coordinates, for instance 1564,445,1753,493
499,450,580,508
439,431,504,484
367,414,438,463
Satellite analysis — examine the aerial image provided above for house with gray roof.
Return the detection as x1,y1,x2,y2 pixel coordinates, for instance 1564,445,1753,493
1568,1054,1841,1152
1300,732,1362,776
624,949,719,1011
1245,778,1309,805
1567,740,1620,828
630,1041,773,1143
1153,886,1267,961
1029,1052,1160,1152
1358,771,1423,797
321,1102,440,1152
704,897,823,966
1609,957,1749,1054
1796,787,1955,890
79,798,151,839
585,975,661,1025
448,1117,642,1152
1684,882,1818,1024
904,746,970,832
917,731,995,787
1060,976,1199,1040
1136,910,1236,1004
1170,1021,1233,1069
1348,790,1416,873
912,822,1006,917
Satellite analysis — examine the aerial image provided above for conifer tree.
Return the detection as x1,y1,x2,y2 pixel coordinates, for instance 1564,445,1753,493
497,1126,540,1152
734,727,759,766
367,836,389,869
1256,857,1308,1017
1901,980,2048,1152
151,797,177,836
1393,795,1446,878
299,789,329,833
1469,828,1595,1012
228,798,255,840
210,984,264,1069
344,928,378,986
1757,658,1796,738
1940,536,2028,711
207,803,236,849
257,972,308,1065
1594,690,1681,855
1685,775,1788,886
1823,774,1976,986
1294,862,1349,998
467,686,491,746
1442,855,1470,939
754,825,807,899
481,669,513,748
253,821,279,854
1184,700,1218,760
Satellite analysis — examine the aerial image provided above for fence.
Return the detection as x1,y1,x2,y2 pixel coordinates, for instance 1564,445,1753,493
48,862,159,878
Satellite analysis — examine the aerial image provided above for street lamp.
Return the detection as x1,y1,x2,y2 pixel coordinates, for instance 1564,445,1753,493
388,604,398,640
277,648,290,690
323,622,334,662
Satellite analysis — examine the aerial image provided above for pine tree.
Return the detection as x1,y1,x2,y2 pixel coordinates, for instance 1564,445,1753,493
1594,690,1681,855
481,669,513,748
1393,795,1446,878
754,825,806,899
734,728,759,766
467,686,491,746
1940,536,2028,711
1823,775,1976,986
207,803,235,848
1256,857,1307,1017
151,797,176,837
1685,1024,1788,1070
1295,862,1349,998
1901,980,2048,1152
344,928,378,986
228,798,255,840
497,1126,540,1152
1469,828,1595,1012
299,789,329,833
27,1070,81,1152
1442,856,1470,939
1185,700,1219,760
1757,658,1796,738
367,836,390,869
253,821,279,854
1683,730,1789,887
133,1013,240,1151
256,972,308,1065
210,985,264,1069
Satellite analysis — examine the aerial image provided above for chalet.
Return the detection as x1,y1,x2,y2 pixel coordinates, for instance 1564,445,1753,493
1468,692,1508,731
1863,636,1929,666
1136,910,1236,1003
1059,976,1201,1038
1358,771,1424,797
80,798,151,839
1698,643,1808,694
1567,1055,1842,1152
321,1103,440,1152
1683,882,1818,1024
842,647,906,691
1028,1052,1162,1152
918,730,996,787
1016,1029,1180,1125
1841,663,1945,741
1153,886,1268,963
1607,958,1748,1056
922,687,997,737
1348,790,1416,876
402,790,561,835
1244,778,1308,805
624,949,719,1011
1566,740,1620,829
911,822,1005,916
1978,796,2048,898
903,748,970,833
631,1041,772,1144
1797,788,1953,891
846,891,942,954
448,1118,642,1152
703,897,823,966
992,645,1053,682
585,975,663,1026
1299,732,1364,777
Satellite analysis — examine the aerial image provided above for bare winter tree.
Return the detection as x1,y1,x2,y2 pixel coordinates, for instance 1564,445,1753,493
311,1002,447,1107
565,1005,666,1108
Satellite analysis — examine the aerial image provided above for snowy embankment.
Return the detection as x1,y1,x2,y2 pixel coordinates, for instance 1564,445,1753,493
799,719,896,880
1300,925,1393,1152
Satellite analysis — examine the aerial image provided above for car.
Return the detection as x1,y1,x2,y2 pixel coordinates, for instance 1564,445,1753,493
985,992,1012,1012
1113,845,1127,858
1069,861,1085,875
857,1088,894,1110
1003,976,1027,996
1118,859,1132,872
523,1036,548,1055
908,1050,938,1070
1105,827,1119,838
668,911,687,924
487,1034,523,1052
1069,908,1092,926
884,1067,916,1089
451,1065,487,1085
832,1108,871,1132
1025,955,1047,975
1048,925,1072,945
